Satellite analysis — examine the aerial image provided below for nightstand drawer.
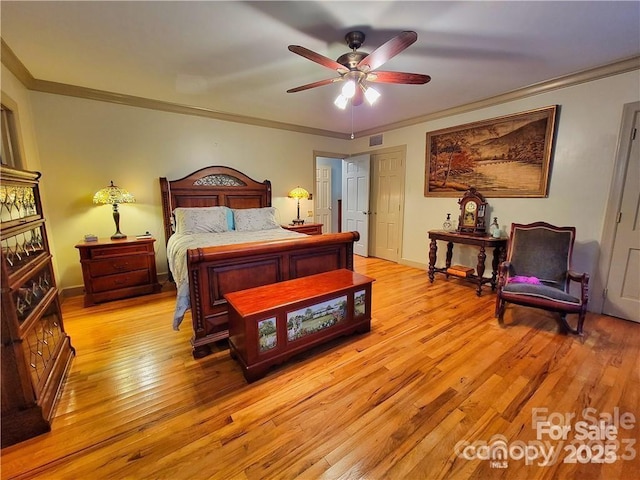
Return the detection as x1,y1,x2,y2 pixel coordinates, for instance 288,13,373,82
88,243,151,259
88,255,149,277
92,270,150,293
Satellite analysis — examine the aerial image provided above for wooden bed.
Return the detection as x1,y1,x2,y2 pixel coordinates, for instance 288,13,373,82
160,166,359,358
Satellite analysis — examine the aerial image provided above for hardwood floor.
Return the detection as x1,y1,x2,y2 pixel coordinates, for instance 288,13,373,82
1,257,639,479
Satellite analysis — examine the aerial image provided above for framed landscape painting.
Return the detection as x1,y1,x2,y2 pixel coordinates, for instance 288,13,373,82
425,105,558,197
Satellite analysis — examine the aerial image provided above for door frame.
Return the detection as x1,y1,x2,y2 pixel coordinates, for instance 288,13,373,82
595,101,640,314
314,147,407,261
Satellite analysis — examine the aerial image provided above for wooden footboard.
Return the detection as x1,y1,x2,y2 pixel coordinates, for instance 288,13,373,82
186,231,360,358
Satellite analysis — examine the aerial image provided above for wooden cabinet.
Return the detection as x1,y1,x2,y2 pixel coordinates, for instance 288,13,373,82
281,222,323,235
1,166,75,448
75,237,161,307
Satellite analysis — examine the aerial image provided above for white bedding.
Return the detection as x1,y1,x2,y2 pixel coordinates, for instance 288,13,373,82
167,228,305,330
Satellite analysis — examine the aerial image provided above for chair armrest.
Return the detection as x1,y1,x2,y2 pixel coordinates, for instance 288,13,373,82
497,261,511,289
568,270,590,303
498,261,511,274
568,270,589,284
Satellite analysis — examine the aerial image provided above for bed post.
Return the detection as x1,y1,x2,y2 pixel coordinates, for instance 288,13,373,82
159,177,173,247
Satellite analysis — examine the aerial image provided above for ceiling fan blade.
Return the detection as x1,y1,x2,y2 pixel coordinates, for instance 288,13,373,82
357,31,418,73
288,45,349,74
367,71,431,85
287,77,342,93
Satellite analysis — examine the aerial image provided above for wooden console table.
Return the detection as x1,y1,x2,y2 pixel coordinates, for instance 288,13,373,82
428,230,507,296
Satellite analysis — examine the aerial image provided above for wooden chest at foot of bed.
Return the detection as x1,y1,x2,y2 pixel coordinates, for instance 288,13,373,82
225,269,374,382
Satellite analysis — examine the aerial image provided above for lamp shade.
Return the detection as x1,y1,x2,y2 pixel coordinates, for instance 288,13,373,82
93,181,135,205
287,186,310,200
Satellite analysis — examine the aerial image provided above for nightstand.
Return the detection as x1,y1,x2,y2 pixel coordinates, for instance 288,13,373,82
75,237,161,307
281,222,323,235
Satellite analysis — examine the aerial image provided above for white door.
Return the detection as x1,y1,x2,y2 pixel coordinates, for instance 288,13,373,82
342,154,370,257
603,111,640,322
315,165,332,233
372,149,405,262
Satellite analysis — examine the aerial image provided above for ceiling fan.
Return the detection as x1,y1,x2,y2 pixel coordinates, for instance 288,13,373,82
287,30,431,108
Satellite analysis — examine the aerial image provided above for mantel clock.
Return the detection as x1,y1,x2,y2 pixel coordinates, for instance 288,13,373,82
457,188,488,235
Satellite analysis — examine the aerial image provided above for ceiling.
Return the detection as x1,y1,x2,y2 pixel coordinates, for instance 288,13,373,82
2,1,639,137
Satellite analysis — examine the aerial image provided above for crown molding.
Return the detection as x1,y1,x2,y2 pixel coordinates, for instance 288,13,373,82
2,37,637,140
1,39,36,88
28,77,349,139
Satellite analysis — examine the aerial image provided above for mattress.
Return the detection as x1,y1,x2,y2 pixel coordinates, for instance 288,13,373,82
167,228,304,329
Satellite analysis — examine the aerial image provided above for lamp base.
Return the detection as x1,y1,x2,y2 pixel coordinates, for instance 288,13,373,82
292,219,305,225
111,233,127,240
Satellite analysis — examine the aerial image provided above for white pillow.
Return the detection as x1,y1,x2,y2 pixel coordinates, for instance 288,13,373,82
233,207,280,231
173,206,230,234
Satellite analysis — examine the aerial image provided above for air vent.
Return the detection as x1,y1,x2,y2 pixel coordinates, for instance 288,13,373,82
369,134,383,146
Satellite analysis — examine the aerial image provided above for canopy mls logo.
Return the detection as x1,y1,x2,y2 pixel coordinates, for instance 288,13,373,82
454,407,637,469
454,435,560,467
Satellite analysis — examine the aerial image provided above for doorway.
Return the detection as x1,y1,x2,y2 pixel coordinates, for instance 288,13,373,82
343,154,371,257
314,145,406,262
315,155,344,233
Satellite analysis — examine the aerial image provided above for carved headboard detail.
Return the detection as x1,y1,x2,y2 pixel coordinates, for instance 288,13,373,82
193,174,246,187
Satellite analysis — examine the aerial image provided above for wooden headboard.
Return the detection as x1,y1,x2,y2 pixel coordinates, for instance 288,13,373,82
159,165,272,246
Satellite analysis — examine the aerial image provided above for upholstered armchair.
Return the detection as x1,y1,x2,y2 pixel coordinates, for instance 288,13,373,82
495,222,589,335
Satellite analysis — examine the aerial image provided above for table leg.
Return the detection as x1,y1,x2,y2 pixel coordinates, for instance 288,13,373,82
476,245,487,296
446,242,454,269
428,238,437,283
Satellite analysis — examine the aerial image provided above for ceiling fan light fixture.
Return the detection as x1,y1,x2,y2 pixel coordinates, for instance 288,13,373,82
287,30,429,119
363,85,381,105
341,80,356,99
334,94,348,109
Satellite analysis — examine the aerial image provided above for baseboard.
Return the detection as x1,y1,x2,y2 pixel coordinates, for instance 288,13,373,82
398,258,427,271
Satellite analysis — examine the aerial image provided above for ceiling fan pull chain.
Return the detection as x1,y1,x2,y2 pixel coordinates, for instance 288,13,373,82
351,103,355,139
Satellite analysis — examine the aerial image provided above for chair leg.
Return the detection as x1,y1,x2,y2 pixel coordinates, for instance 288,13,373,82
559,313,580,335
495,297,505,325
577,311,586,336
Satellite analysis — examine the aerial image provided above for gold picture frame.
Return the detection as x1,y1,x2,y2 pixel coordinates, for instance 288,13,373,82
425,105,558,197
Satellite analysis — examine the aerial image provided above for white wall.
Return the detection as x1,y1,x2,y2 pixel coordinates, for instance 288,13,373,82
3,64,639,313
